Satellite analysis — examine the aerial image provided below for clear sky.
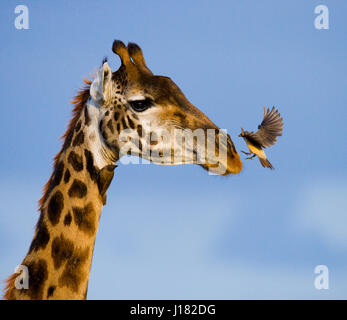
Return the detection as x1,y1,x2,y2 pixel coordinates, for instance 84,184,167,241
0,0,346,299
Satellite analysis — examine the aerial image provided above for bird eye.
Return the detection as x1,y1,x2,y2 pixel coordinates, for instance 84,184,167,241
129,98,152,112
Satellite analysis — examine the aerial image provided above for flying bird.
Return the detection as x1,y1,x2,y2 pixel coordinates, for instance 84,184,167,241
238,106,283,169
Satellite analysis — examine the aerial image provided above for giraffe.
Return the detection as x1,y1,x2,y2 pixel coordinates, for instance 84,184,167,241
4,40,242,300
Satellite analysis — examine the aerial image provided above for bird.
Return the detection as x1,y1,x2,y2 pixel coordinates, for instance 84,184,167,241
238,106,283,169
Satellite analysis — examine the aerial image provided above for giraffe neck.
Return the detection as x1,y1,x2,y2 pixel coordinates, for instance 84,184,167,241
7,101,118,300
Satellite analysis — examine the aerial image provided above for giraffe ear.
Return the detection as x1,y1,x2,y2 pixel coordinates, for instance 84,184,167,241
90,62,112,103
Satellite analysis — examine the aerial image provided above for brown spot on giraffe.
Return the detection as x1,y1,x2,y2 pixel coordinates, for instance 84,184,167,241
72,203,96,236
102,129,108,140
44,161,64,200
28,219,50,254
63,130,74,151
47,191,64,226
63,211,72,226
107,119,114,134
68,179,87,198
64,168,71,184
127,116,135,129
84,106,91,126
58,246,90,293
84,149,98,182
72,131,84,147
24,259,48,300
121,117,127,129
137,124,144,138
68,151,83,172
47,285,56,298
51,234,74,270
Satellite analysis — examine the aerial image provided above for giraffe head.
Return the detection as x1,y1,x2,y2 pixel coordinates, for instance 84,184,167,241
89,40,242,175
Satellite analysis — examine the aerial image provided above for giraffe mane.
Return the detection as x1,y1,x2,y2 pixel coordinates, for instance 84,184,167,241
38,78,92,211
3,273,17,300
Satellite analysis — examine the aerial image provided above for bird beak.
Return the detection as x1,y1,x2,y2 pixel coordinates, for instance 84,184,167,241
238,133,241,137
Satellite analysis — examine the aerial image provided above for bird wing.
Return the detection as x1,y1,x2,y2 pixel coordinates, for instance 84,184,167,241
245,106,284,148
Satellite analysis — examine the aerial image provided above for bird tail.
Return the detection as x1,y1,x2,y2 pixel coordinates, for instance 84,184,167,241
259,157,274,170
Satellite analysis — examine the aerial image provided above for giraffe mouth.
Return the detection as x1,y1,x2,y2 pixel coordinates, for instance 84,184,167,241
138,129,242,175
116,122,243,175
200,132,242,176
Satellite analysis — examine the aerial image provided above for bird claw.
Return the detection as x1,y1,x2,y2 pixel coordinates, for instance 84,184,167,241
245,154,256,160
241,150,250,155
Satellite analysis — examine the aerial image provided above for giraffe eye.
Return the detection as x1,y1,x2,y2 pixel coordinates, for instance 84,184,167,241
129,99,152,112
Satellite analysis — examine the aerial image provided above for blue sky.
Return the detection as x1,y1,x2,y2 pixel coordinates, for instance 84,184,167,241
0,0,346,299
